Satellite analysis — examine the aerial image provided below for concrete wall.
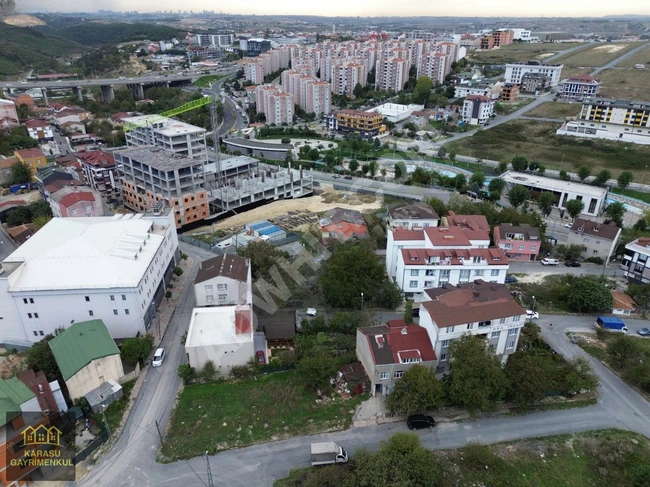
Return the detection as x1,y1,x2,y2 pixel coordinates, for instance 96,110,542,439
186,340,255,374
66,355,124,400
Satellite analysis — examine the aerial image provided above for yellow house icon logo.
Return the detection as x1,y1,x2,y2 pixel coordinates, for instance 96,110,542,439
22,425,62,447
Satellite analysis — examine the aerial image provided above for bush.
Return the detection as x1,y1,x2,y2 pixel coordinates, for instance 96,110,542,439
201,360,217,381
230,365,253,379
274,350,297,367
173,266,183,276
584,256,604,265
177,364,196,384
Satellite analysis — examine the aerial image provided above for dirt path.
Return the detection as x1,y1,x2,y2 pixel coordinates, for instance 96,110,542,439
188,193,383,233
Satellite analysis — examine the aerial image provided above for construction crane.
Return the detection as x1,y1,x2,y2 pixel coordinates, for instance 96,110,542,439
123,96,213,132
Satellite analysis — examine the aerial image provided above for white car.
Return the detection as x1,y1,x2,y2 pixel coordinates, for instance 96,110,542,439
564,223,572,228
152,348,166,367
526,310,539,320
306,308,317,317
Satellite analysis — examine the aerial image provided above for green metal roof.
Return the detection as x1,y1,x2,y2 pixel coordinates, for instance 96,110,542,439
49,320,120,381
0,377,36,426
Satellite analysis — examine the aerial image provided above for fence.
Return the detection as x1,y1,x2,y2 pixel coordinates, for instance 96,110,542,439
178,234,222,253
119,362,140,384
76,435,105,463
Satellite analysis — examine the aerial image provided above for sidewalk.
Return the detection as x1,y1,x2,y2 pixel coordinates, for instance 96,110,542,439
152,256,194,345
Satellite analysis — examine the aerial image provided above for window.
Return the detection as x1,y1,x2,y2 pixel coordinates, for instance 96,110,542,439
531,245,537,251
217,284,227,291
474,270,484,276
507,341,515,349
467,323,474,330
23,298,27,304
27,313,32,319
409,280,418,288
85,296,90,302
440,353,447,362
34,313,39,319
125,309,130,315
33,331,38,336
393,371,404,379
410,269,419,276
218,294,228,301
425,269,435,276
39,331,44,336
206,295,214,303
122,295,127,301
491,269,499,276
110,295,115,301
509,328,518,336
491,331,500,339
205,285,213,292
519,245,525,250
583,238,590,243
89,310,94,316
113,309,118,315
448,326,455,333
380,372,389,380
29,298,34,304
441,340,449,347
596,241,600,245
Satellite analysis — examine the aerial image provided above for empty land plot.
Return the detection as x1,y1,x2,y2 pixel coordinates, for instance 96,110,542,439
447,119,650,177
597,68,650,101
616,44,650,67
469,42,581,64
558,42,642,68
525,102,582,119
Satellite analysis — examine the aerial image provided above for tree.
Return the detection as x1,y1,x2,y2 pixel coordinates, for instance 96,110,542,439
177,364,196,385
497,160,509,174
448,150,456,162
488,177,505,195
309,148,320,161
320,241,402,309
165,290,172,302
511,156,528,172
607,336,643,370
447,334,507,413
201,360,217,381
559,169,571,181
414,76,433,105
353,82,364,98
426,197,448,217
537,191,556,217
565,199,585,220
594,169,612,187
120,336,153,365
237,240,289,280
367,160,378,178
508,184,529,209
6,206,32,226
437,146,447,159
567,275,613,313
563,357,599,394
577,165,591,181
504,353,551,407
254,112,266,123
617,171,634,190
386,365,443,414
605,201,625,227
469,171,485,191
296,352,338,392
348,159,359,173
10,161,31,184
403,300,414,324
32,215,52,231
394,161,406,180
24,335,61,382
537,164,545,175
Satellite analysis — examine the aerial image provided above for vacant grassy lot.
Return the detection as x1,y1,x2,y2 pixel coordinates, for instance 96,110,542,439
525,101,582,119
276,430,650,487
103,379,136,435
160,371,364,461
597,68,650,101
617,44,650,68
192,75,225,88
558,42,642,68
469,42,582,64
494,97,535,115
448,119,650,176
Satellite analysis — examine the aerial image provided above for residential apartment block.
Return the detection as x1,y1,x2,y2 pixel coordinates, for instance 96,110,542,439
567,218,621,264
520,73,551,94
375,57,410,92
331,61,367,97
493,224,541,261
387,202,440,230
78,150,121,202
621,237,650,284
122,115,207,160
481,29,514,50
559,75,601,101
335,109,386,136
0,98,19,129
116,146,208,228
454,81,502,100
420,280,526,371
23,119,53,141
46,186,104,218
556,98,650,145
505,61,564,87
255,85,294,125
462,95,494,125
193,254,252,307
357,320,436,396
0,210,179,347
281,70,332,116
14,148,47,176
500,83,519,102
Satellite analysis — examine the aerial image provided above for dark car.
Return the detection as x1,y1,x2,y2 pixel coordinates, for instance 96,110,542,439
407,414,435,430
637,328,650,337
565,260,581,267
505,275,518,284
344,175,353,180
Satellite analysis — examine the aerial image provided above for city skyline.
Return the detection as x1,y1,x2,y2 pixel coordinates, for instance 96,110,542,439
18,0,650,17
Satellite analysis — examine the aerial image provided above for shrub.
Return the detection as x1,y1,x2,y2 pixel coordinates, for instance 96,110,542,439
230,365,253,379
201,360,217,382
178,364,196,384
173,266,183,276
584,256,604,265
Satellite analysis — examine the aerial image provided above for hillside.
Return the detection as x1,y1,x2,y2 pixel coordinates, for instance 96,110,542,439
0,24,84,78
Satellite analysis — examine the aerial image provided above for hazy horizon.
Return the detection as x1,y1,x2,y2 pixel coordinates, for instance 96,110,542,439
16,0,650,18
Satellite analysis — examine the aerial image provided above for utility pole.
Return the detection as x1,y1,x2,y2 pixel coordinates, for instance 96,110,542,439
155,420,164,445
204,451,214,487
101,404,111,437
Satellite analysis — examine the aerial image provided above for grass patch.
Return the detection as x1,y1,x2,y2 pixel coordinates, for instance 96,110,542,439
525,101,582,120
597,68,650,102
494,97,535,115
469,42,582,64
558,42,643,67
102,379,136,435
448,119,650,176
275,429,650,487
160,371,364,461
192,75,225,88
611,187,650,205
617,44,650,68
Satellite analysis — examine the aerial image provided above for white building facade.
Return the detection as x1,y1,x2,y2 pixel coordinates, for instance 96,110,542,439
462,95,494,125
504,61,564,86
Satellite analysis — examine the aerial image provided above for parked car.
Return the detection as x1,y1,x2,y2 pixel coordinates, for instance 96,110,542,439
505,275,518,284
407,414,436,430
568,334,581,344
256,350,266,365
541,258,560,266
565,260,581,267
564,223,572,228
152,348,166,367
306,308,317,317
526,310,539,320
344,175,353,180
637,328,650,337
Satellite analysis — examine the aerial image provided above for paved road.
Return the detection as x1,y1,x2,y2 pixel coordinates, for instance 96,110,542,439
591,41,650,76
0,226,18,262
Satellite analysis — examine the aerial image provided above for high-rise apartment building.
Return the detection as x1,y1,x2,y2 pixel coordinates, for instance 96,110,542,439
375,57,410,92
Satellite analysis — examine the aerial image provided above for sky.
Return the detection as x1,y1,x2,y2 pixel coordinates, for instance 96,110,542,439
18,0,650,17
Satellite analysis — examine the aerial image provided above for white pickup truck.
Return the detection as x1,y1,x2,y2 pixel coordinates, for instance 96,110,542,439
541,258,560,266
310,442,349,466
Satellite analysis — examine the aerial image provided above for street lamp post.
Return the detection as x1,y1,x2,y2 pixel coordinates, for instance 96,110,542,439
361,292,364,312
532,296,536,313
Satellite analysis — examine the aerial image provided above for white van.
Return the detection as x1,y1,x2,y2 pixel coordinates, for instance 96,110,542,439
541,258,560,266
215,238,232,249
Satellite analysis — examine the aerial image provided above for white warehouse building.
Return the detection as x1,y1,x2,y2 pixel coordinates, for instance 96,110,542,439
0,209,179,348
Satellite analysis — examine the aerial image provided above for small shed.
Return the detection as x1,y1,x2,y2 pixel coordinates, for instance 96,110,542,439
84,380,123,414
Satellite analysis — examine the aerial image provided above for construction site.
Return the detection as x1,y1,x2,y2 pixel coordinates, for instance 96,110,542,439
118,96,314,227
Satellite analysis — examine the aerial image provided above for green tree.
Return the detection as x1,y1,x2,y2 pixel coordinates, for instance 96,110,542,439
447,334,507,413
177,364,196,385
567,275,613,313
6,206,32,226
577,165,591,181
511,156,528,172
165,290,172,302
309,148,320,161
32,215,52,231
617,170,634,190
348,159,359,173
120,336,152,365
437,146,447,159
394,161,407,180
565,199,585,220
296,352,338,392
414,76,433,105
237,240,289,280
201,360,217,381
559,169,570,181
10,161,31,184
24,335,61,382
426,197,448,217
353,82,364,98
386,365,443,414
488,177,506,195
537,164,545,175
504,353,551,407
607,336,643,370
497,160,509,174
508,184,529,209
367,160,378,178
594,169,612,186
563,357,599,394
403,300,414,324
537,191,556,217
605,201,625,227
469,171,485,190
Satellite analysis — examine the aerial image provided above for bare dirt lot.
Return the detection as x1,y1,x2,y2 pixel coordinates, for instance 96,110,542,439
469,42,582,64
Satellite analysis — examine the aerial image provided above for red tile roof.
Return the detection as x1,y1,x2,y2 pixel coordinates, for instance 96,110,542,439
392,228,425,241
466,94,492,102
57,191,96,208
322,221,369,240
359,321,436,365
15,148,45,159
401,247,507,266
424,226,472,246
235,310,252,334
23,119,49,129
446,211,490,231
611,290,635,311
78,151,115,167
